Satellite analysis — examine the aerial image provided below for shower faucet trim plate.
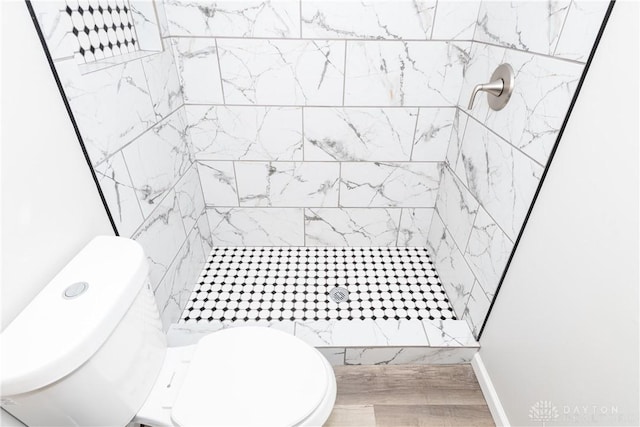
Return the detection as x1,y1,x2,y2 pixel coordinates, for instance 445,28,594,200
467,63,515,111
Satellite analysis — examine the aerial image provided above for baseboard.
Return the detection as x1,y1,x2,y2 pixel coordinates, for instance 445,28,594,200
471,353,510,427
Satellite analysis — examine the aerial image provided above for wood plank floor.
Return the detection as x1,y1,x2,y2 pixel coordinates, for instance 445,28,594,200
324,365,494,427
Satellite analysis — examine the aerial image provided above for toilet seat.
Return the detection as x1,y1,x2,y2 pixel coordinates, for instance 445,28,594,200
135,327,336,427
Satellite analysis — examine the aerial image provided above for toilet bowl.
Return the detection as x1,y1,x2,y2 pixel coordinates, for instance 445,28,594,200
136,327,336,426
0,236,336,426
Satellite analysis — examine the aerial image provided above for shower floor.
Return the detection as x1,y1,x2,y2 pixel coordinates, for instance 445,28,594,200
180,246,456,323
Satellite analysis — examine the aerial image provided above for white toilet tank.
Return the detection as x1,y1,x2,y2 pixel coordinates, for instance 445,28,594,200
1,236,167,426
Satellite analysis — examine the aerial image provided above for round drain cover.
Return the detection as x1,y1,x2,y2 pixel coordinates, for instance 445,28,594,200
329,286,349,303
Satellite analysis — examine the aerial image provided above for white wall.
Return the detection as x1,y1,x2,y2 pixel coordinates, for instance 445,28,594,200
478,2,639,426
0,0,114,330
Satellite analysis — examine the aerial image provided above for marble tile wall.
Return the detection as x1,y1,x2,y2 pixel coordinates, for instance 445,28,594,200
31,0,610,335
32,0,212,330
428,0,610,338
164,0,477,247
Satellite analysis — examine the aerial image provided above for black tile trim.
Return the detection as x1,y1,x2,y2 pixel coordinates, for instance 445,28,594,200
477,1,616,340
24,0,119,236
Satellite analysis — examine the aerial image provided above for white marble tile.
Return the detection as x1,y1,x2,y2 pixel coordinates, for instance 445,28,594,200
457,42,506,122
31,1,77,60
422,319,478,347
344,41,470,106
122,109,192,217
303,108,418,161
431,1,481,40
195,209,213,254
133,190,188,288
94,152,145,237
130,0,163,51
317,348,345,366
435,166,479,249
459,119,544,240
155,0,171,38
411,108,456,161
164,0,300,37
462,280,491,338
197,161,238,206
171,38,223,104
155,227,206,330
475,1,571,55
484,50,584,165
217,39,345,105
397,208,434,246
445,108,469,170
426,213,475,318
56,58,156,165
141,49,184,119
464,206,513,298
301,0,436,39
167,321,296,346
295,319,428,347
186,105,303,160
305,208,400,246
207,207,304,245
174,164,206,233
554,1,609,61
344,346,477,365
235,162,340,207
340,162,440,207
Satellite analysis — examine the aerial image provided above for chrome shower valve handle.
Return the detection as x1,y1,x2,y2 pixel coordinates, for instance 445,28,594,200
467,63,515,111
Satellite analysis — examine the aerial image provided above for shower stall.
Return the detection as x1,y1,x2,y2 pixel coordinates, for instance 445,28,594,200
29,0,610,365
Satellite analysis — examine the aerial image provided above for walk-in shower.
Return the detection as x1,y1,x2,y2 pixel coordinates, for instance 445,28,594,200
28,0,611,365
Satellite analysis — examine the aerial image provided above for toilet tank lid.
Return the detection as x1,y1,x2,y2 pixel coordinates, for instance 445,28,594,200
1,236,148,396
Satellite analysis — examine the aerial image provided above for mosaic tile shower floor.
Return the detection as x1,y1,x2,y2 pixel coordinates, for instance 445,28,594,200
180,247,456,323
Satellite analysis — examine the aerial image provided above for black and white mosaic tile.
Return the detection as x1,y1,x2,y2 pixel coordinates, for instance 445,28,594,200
181,247,456,323
65,0,139,63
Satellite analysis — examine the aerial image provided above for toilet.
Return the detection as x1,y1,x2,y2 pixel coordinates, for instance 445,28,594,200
0,236,336,426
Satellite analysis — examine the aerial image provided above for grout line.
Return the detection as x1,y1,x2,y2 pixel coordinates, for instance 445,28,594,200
475,39,586,66
214,38,226,103
299,0,303,37
465,111,545,169
301,107,305,161
429,0,439,40
159,35,587,65
337,162,342,206
441,107,462,166
409,108,421,161
138,53,159,118
93,103,186,168
231,161,242,207
303,208,307,246
443,161,515,246
471,0,483,41
342,40,348,106
395,208,404,246
553,0,573,56
185,103,457,109
119,151,147,226
195,159,444,164
432,209,482,305
148,0,167,49
153,214,203,293
420,318,432,346
203,205,437,210
129,158,197,238
462,209,479,254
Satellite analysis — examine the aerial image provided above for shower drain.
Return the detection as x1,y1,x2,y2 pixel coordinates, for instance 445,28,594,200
329,286,350,303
